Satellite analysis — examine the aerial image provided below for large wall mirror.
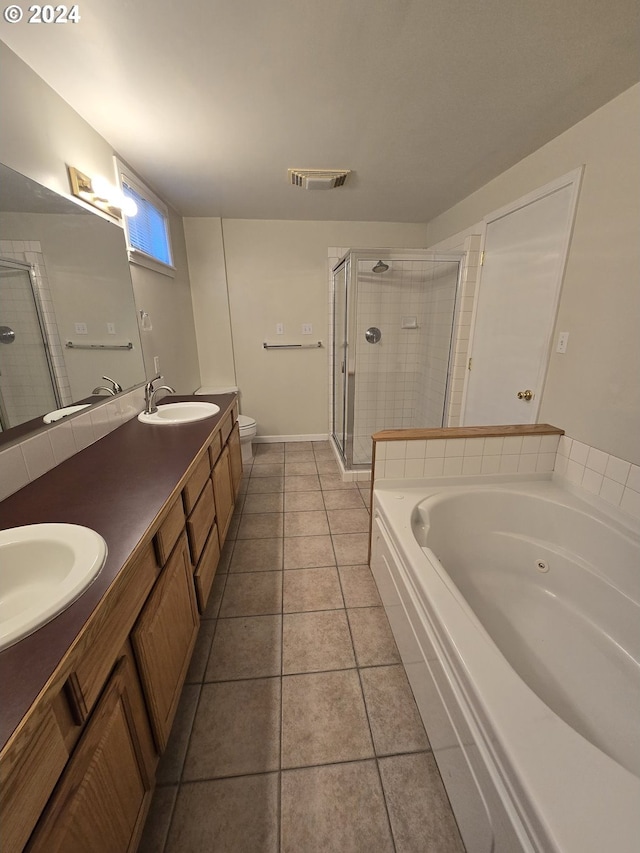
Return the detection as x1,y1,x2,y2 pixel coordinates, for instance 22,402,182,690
0,163,146,442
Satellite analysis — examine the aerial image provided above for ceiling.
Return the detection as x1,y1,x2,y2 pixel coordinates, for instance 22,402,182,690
1,0,638,222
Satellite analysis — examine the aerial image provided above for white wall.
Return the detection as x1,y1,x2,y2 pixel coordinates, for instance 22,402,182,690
0,42,200,394
187,219,428,436
427,84,640,466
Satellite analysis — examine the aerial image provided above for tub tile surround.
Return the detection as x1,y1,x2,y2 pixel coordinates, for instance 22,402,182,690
138,440,464,853
0,385,145,501
372,425,640,522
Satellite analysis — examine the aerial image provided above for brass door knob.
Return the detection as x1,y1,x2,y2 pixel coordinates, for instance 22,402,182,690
517,389,534,401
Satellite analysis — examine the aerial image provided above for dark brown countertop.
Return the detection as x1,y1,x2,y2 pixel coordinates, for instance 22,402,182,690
0,393,235,752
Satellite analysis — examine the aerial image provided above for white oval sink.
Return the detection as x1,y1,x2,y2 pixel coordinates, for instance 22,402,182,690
43,404,91,423
137,401,220,425
0,524,107,651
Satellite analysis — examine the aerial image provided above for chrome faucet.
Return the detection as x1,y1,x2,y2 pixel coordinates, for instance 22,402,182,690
144,374,176,414
92,375,123,396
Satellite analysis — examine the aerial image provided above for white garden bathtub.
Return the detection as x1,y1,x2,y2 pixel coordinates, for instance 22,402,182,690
370,475,640,853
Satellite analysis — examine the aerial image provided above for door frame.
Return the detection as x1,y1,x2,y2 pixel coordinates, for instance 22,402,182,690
460,166,584,425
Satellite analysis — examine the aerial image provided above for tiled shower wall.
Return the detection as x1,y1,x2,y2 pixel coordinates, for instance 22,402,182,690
0,240,72,427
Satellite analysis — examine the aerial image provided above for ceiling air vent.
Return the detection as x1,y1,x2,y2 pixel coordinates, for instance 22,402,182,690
288,169,351,190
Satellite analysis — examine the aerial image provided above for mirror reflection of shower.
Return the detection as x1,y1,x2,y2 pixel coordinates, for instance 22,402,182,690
331,250,463,470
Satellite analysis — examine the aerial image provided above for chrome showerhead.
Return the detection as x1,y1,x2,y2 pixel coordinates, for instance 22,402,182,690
372,260,389,273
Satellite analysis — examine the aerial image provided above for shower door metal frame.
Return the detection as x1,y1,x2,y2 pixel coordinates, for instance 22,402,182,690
0,257,62,430
332,249,464,470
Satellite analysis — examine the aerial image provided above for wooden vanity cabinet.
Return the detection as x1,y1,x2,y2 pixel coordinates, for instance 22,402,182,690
26,642,155,853
228,420,243,497
131,534,199,752
1,396,242,852
211,444,234,544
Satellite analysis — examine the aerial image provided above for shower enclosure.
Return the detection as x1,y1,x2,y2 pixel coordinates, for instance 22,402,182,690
331,249,462,469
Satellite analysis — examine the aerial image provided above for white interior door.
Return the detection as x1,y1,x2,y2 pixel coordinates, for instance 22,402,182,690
462,169,582,426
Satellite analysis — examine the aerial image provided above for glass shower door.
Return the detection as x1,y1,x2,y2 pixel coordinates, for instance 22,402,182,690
0,260,59,430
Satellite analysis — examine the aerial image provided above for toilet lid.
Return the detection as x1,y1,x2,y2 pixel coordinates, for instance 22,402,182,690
238,414,256,430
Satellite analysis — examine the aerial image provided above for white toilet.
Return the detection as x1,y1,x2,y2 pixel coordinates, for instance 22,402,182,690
195,385,257,465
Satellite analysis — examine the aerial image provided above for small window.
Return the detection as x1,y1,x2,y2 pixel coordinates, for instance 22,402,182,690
116,160,175,276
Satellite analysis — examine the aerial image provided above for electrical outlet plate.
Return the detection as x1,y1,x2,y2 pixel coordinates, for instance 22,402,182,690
556,332,569,353
302,323,313,335
74,322,88,335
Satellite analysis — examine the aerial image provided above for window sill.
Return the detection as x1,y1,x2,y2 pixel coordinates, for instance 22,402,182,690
127,249,176,278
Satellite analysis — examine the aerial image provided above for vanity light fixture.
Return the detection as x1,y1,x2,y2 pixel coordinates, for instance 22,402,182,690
67,166,137,219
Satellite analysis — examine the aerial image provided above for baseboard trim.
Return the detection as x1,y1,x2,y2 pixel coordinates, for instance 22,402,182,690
254,434,329,444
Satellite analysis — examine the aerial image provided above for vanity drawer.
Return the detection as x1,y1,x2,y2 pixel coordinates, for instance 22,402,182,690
208,430,223,468
182,451,211,514
154,496,185,565
186,479,215,565
193,524,221,612
220,410,234,445
193,524,220,613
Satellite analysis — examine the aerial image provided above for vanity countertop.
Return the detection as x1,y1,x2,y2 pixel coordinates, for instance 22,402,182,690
0,393,236,753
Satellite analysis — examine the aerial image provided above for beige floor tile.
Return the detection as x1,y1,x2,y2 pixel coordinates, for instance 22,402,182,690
183,678,281,779
202,573,226,618
138,784,177,853
285,460,318,476
216,538,235,573
284,474,321,491
283,609,354,673
255,442,284,457
360,665,430,755
338,565,382,608
229,537,283,572
315,458,340,474
206,615,282,681
237,512,283,539
332,532,369,565
284,490,325,511
242,492,284,513
185,619,216,683
246,475,284,494
281,670,373,767
320,473,358,490
283,567,344,614
284,510,330,537
358,484,372,508
323,489,366,510
165,774,279,853
284,534,335,569
156,684,201,784
250,462,285,477
348,607,401,666
285,441,314,453
281,761,394,853
327,507,370,534
379,753,465,853
219,571,283,617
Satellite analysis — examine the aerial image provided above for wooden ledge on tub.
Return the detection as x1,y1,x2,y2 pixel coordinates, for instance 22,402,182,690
372,424,564,442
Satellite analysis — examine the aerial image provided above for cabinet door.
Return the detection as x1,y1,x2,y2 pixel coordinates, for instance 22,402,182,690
131,535,199,751
212,444,234,545
27,649,155,853
228,420,243,497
